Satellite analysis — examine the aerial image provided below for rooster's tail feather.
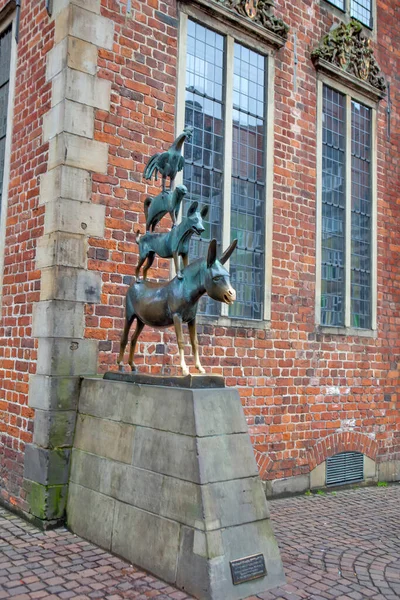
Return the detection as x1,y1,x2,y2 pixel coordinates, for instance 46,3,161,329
144,153,160,181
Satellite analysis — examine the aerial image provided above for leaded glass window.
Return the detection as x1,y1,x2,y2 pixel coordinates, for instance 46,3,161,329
320,84,373,330
0,24,12,220
351,101,371,329
325,0,373,28
351,0,372,28
183,19,267,320
321,86,346,327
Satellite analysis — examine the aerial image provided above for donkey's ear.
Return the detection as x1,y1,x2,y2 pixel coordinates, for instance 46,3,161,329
220,239,238,265
187,200,198,216
207,239,217,268
200,205,209,219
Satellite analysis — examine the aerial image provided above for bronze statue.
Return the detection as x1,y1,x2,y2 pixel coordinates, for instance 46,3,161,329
118,239,237,375
144,184,187,232
119,128,237,375
143,127,193,192
135,201,208,281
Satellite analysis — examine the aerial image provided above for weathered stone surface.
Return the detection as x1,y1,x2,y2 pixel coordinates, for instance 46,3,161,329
24,444,70,485
68,380,285,598
378,460,400,482
79,379,196,435
67,483,115,550
36,338,98,377
80,379,247,437
36,232,87,269
44,197,106,237
132,427,199,482
74,414,135,464
70,449,204,527
43,100,94,140
40,166,91,204
40,266,101,303
193,387,248,436
46,38,68,81
67,36,98,75
28,375,81,411
72,0,101,14
364,456,377,481
197,433,259,483
70,4,114,50
202,477,269,530
65,68,112,110
49,133,108,173
32,300,84,339
310,462,325,489
104,371,225,389
24,479,68,521
271,474,310,496
33,409,77,449
112,502,180,583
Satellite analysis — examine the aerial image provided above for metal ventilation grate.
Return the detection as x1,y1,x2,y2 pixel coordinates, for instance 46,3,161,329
326,452,364,486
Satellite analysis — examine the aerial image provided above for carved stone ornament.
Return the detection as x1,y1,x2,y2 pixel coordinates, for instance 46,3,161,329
216,0,289,39
312,20,386,95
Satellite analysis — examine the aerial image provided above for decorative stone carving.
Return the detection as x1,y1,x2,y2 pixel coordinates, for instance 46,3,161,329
216,0,289,39
312,20,386,94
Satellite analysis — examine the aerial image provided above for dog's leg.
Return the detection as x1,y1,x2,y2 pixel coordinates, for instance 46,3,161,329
142,252,155,280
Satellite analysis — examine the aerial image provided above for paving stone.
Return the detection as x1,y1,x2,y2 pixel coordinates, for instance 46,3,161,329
1,487,400,599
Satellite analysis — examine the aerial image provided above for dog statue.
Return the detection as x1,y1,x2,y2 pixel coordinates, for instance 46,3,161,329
143,184,187,232
135,201,208,281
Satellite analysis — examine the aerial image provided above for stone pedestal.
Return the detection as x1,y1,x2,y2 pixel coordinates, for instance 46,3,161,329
67,378,285,599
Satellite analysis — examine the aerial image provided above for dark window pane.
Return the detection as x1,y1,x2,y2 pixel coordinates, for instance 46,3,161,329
184,20,224,316
0,24,12,218
351,0,372,27
229,44,265,320
327,0,345,9
351,101,371,329
321,85,346,326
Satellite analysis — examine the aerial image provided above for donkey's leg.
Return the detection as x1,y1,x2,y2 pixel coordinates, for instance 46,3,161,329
173,314,189,376
128,319,145,371
117,317,134,371
188,318,205,374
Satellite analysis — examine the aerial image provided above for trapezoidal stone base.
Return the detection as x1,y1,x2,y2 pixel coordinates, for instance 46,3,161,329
67,378,285,599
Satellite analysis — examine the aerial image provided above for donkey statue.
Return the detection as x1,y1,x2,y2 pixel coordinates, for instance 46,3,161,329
117,238,237,375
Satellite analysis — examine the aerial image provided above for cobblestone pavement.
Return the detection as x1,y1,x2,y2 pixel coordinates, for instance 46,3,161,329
0,485,399,600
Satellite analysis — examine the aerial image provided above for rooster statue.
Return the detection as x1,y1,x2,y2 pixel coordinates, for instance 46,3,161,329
143,126,193,192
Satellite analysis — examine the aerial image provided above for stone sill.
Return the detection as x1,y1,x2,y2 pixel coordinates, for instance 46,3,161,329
198,315,271,331
313,57,385,102
179,0,287,49
317,325,377,338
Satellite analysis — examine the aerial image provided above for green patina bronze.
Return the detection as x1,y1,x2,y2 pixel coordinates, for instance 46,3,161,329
118,128,238,375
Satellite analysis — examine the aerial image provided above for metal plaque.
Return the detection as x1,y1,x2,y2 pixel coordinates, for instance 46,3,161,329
230,553,267,585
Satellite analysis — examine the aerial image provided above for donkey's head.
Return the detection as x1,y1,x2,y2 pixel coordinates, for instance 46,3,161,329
204,239,237,305
184,201,208,236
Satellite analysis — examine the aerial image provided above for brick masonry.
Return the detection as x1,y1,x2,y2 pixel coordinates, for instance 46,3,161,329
0,0,399,519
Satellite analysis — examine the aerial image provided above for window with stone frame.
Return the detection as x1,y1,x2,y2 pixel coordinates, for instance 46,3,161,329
325,0,373,29
0,23,12,222
320,82,375,330
182,18,267,321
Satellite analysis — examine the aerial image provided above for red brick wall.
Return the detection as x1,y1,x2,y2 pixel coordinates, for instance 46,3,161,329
0,2,53,508
91,0,400,481
0,0,399,510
